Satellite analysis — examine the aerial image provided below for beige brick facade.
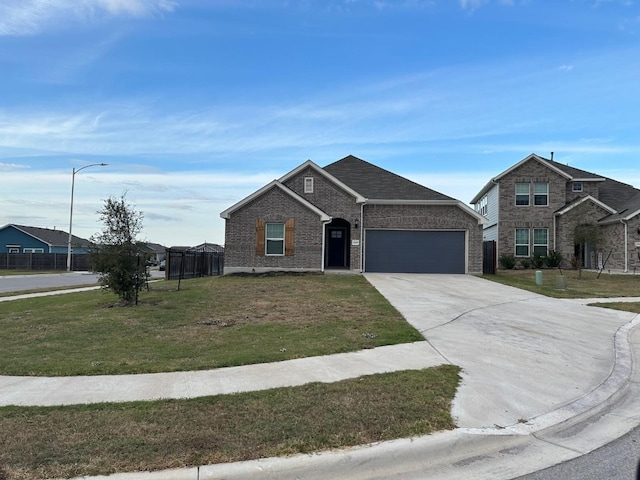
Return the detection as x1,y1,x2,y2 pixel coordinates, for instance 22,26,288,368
476,154,640,272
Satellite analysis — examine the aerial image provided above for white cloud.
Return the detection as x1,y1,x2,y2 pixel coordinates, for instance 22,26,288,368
0,162,30,170
0,0,177,36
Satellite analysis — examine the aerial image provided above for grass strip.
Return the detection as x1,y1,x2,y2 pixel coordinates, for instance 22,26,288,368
484,269,640,298
0,274,423,376
0,366,460,480
590,302,640,314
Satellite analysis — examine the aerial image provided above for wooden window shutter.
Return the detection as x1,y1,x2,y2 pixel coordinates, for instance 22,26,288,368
285,218,295,256
255,218,265,256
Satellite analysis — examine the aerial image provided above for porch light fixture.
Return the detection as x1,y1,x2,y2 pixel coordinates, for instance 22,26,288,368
354,218,359,229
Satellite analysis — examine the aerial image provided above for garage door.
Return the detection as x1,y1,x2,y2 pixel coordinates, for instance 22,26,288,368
365,230,465,273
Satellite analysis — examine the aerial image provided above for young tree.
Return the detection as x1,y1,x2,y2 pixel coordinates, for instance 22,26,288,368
90,194,150,305
573,222,601,278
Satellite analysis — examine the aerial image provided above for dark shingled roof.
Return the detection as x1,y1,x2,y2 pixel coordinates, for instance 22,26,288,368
545,158,606,180
323,155,454,201
10,224,91,247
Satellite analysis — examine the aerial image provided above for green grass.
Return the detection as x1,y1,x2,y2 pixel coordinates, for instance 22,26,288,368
0,274,423,376
590,302,640,314
0,366,460,480
485,269,640,298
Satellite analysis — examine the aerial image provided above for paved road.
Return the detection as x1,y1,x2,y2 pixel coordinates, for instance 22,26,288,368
516,424,640,480
0,272,100,293
0,270,164,294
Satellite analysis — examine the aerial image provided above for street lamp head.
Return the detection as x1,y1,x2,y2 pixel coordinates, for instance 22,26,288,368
67,162,109,271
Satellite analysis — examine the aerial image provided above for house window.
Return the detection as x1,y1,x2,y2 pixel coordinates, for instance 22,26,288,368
534,182,549,206
572,182,583,192
304,177,314,193
8,247,19,253
266,223,285,255
515,183,530,206
533,228,548,256
476,195,488,216
23,248,44,253
515,228,530,256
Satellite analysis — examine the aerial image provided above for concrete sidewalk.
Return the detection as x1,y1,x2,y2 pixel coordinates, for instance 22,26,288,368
1,274,639,480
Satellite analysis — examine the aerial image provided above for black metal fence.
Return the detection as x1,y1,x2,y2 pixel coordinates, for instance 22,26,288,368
483,240,497,275
164,249,224,280
0,253,91,271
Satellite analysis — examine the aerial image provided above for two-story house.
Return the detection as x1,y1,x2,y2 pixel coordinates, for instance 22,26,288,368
471,153,640,272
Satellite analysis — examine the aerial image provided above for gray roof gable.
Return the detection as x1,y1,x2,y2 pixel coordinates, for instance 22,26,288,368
546,158,605,180
8,224,91,247
323,155,454,201
472,154,640,220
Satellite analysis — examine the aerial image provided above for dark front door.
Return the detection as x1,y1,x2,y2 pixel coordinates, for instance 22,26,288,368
327,227,347,268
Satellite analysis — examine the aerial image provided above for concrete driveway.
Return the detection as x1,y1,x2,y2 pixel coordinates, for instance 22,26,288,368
2,273,639,480
364,273,638,430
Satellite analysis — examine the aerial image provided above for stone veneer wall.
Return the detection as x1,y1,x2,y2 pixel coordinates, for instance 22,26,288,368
600,218,640,272
555,200,613,268
498,160,567,262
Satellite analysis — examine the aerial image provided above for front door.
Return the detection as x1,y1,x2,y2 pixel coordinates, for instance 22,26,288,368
327,227,347,267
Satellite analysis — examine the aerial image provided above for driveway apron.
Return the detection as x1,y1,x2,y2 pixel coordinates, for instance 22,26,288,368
364,273,637,429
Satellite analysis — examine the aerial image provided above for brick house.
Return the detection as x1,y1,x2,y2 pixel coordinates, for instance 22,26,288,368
221,155,485,274
471,153,640,272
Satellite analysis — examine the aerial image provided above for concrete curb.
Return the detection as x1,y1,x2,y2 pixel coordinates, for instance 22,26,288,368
57,314,640,480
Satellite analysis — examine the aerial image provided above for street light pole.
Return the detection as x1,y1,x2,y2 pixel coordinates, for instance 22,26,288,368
67,163,108,272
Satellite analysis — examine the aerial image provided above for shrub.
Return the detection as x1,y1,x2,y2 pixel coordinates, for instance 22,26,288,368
520,258,531,269
499,254,516,269
545,250,563,268
532,253,545,269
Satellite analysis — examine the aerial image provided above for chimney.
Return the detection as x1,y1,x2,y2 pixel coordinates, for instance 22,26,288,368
550,151,554,161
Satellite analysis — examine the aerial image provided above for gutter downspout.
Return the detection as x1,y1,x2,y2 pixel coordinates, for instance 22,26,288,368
360,203,364,272
553,214,557,251
321,219,331,273
622,220,629,273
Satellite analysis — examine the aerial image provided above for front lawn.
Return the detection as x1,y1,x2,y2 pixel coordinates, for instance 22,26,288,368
0,274,423,376
0,366,460,480
485,269,640,298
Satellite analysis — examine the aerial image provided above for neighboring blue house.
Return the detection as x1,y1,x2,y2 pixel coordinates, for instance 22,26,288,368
0,224,91,254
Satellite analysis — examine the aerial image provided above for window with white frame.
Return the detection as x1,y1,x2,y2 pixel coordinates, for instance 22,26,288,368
572,182,583,192
515,228,530,256
23,248,44,253
533,228,548,256
533,182,549,206
476,195,488,216
515,183,530,206
266,223,285,255
304,177,314,194
7,247,19,253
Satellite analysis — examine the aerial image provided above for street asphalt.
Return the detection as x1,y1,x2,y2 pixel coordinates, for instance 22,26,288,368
0,273,639,480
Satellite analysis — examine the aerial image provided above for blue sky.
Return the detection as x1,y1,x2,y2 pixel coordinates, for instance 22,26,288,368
1,0,639,247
